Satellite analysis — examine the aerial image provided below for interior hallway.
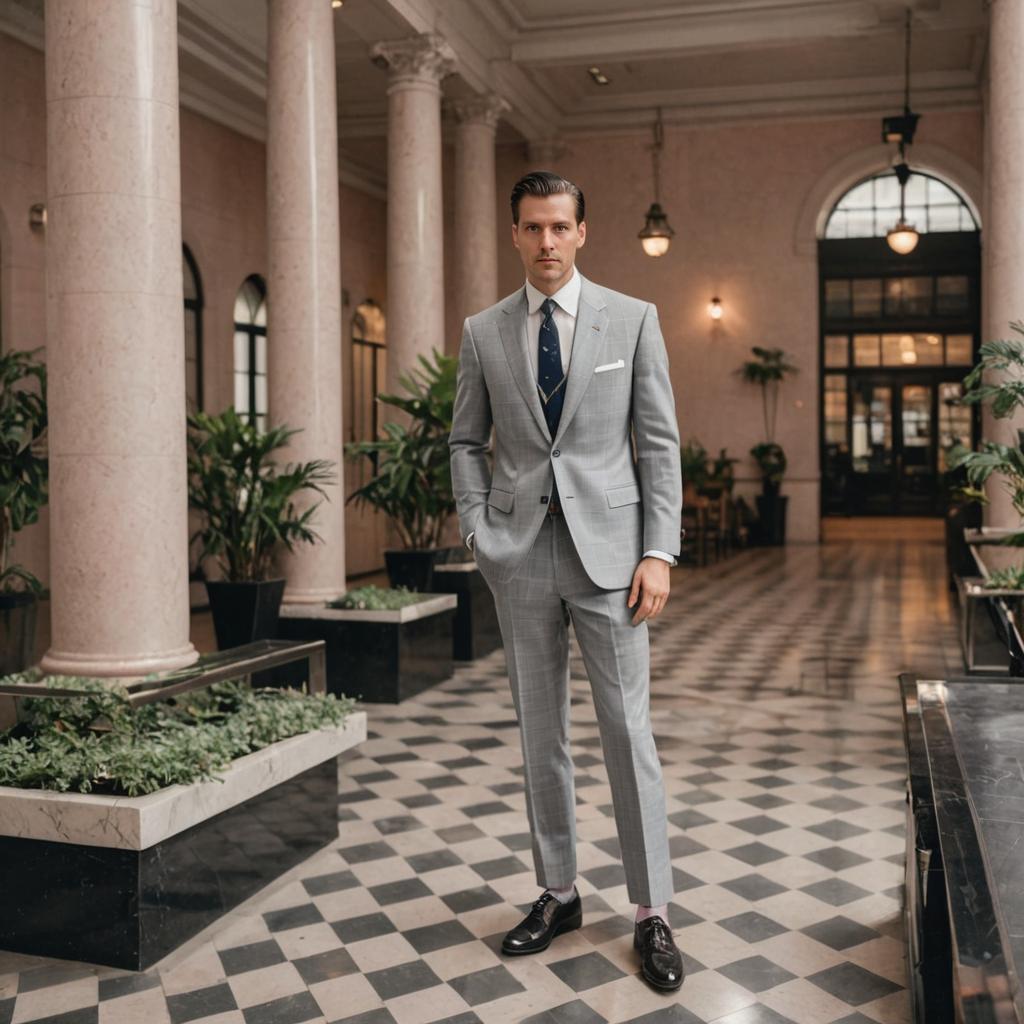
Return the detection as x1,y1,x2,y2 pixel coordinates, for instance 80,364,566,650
0,532,959,1024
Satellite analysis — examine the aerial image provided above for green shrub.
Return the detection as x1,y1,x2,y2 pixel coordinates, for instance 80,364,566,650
0,674,356,796
328,585,428,611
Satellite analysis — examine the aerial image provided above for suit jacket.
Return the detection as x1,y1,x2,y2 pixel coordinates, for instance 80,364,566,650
449,273,682,591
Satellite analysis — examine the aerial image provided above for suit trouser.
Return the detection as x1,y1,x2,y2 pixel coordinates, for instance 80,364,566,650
487,513,674,908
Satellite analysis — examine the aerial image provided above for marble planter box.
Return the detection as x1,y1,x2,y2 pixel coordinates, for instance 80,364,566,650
278,594,457,703
431,561,502,661
0,712,367,970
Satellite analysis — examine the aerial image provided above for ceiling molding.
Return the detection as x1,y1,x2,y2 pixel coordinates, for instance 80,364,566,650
507,2,983,67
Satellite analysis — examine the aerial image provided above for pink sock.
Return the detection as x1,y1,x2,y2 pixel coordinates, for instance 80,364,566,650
547,884,577,904
636,903,668,923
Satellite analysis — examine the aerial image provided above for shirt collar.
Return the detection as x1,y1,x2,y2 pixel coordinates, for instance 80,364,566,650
525,266,581,318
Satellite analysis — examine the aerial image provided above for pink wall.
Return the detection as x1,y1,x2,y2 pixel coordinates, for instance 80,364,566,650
0,33,49,584
493,110,983,541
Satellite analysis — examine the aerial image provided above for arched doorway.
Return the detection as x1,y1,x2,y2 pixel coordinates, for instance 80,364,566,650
818,170,980,517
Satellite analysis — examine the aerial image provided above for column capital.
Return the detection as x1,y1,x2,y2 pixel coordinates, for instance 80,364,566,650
526,138,571,167
450,93,510,130
371,34,455,89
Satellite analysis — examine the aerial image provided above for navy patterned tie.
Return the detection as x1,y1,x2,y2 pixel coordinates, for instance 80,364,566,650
537,298,565,439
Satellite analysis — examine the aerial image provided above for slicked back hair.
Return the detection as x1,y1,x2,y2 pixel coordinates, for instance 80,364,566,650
511,171,585,226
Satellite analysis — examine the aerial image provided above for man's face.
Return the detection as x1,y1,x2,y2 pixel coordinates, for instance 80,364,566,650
512,193,586,295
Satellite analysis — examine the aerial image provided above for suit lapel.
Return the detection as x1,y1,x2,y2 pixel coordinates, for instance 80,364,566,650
553,277,608,447
498,289,551,441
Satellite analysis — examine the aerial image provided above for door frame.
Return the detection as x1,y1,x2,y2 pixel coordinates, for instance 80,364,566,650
818,232,981,517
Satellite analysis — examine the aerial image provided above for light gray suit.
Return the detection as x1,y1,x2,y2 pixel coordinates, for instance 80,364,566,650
449,273,681,907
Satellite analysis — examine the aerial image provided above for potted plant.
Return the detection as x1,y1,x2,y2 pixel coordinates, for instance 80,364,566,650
680,437,709,506
187,408,335,650
949,326,1024,554
346,349,457,591
0,348,48,673
739,346,798,545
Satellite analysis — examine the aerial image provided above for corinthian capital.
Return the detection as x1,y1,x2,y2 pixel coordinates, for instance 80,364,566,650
450,93,510,130
371,34,456,88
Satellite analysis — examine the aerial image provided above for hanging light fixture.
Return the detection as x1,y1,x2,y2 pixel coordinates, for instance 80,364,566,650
887,156,919,254
638,107,675,257
708,297,723,320
885,12,920,256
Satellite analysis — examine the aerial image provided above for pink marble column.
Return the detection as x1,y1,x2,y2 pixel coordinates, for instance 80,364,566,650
451,94,509,324
41,0,197,677
371,35,455,395
983,0,1024,527
266,0,346,603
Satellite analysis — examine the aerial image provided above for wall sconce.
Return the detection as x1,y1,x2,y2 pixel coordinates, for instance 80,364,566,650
29,203,46,231
708,297,723,321
331,0,343,8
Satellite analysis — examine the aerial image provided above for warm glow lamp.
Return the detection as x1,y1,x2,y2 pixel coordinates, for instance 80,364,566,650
709,297,723,320
638,108,675,257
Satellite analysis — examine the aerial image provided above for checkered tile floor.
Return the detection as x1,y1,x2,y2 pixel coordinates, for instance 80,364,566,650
0,536,961,1024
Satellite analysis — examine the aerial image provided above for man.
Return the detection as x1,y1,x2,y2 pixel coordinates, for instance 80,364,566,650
448,171,684,991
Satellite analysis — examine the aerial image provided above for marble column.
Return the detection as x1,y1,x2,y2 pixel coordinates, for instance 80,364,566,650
371,35,455,395
451,94,509,326
41,0,197,677
983,0,1024,527
266,0,346,603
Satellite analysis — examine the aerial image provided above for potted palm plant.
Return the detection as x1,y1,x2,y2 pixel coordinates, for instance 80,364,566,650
346,349,457,591
0,348,47,673
187,408,335,650
738,346,798,545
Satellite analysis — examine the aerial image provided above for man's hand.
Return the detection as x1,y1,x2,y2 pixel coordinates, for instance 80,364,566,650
627,557,671,626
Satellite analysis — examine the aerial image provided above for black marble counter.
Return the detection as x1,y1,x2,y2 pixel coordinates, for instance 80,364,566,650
908,676,1024,1022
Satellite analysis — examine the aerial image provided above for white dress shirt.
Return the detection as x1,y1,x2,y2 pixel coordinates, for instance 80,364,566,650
468,266,675,567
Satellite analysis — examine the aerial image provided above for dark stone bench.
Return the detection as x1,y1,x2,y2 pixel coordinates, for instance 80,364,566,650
900,672,1024,1022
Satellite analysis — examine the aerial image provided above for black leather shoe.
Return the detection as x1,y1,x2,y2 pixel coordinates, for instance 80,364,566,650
634,916,684,991
501,890,582,955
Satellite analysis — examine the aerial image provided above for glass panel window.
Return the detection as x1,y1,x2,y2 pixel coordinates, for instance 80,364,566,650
824,170,977,240
946,334,974,365
852,279,882,317
824,280,852,318
936,275,969,315
824,335,848,367
853,334,881,366
939,381,971,470
851,382,892,469
824,374,847,445
881,333,942,367
884,277,932,316
233,275,268,428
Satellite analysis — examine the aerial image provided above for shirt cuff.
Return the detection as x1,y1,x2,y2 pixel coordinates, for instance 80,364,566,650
643,549,677,566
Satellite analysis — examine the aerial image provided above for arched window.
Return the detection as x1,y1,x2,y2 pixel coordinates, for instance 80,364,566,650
233,275,267,431
351,299,387,481
825,171,977,240
183,245,203,412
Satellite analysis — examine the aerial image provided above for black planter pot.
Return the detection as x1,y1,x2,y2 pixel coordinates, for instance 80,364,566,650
384,548,455,592
0,592,37,675
755,493,789,546
205,578,286,651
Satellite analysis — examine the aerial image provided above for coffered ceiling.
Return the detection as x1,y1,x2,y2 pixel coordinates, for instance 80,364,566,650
0,0,988,196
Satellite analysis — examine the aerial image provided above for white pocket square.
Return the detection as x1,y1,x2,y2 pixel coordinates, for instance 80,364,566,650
594,359,625,374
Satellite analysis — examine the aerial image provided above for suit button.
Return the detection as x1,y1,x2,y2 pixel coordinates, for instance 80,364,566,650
552,449,560,457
